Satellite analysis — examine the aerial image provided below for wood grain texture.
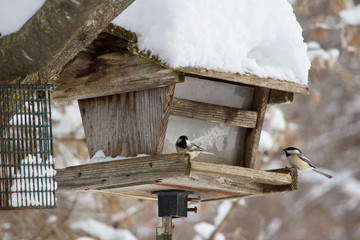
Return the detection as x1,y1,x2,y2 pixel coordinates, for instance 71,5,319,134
104,23,138,42
127,42,309,94
241,87,270,168
56,153,191,191
156,84,176,154
170,98,258,128
78,87,171,158
94,166,297,201
268,90,294,104
158,165,297,199
0,0,135,84
53,52,184,101
264,167,298,193
158,175,259,196
56,154,297,201
175,67,309,94
190,161,292,185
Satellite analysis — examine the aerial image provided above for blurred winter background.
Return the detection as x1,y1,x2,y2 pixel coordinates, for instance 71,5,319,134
1,0,360,239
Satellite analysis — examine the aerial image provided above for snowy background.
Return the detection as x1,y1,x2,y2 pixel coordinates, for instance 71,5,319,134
1,0,360,239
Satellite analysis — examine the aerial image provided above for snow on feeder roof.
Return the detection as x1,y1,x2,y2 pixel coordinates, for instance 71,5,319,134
112,0,310,86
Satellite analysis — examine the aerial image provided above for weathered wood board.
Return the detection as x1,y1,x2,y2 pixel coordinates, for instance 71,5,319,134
56,153,190,191
56,154,298,202
78,85,174,157
170,98,258,128
53,52,183,101
241,87,270,168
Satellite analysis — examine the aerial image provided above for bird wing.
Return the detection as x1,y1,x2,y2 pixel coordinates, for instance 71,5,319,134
299,155,316,168
188,143,204,152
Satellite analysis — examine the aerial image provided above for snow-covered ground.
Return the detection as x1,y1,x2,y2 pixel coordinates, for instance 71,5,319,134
339,4,360,26
71,218,137,240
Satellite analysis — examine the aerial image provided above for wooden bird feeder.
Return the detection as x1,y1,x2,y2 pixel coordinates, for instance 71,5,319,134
53,24,307,201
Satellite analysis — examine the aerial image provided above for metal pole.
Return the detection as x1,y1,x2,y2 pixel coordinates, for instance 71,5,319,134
156,216,173,240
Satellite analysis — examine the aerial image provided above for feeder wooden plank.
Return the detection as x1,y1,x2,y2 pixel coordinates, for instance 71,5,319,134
159,174,263,196
190,161,292,185
269,89,294,104
241,87,270,168
53,52,184,101
175,67,309,95
56,154,298,202
56,153,190,191
87,185,246,202
156,84,176,153
78,86,174,157
170,98,258,128
92,166,297,202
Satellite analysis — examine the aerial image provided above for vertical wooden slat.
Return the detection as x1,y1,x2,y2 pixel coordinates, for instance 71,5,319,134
156,84,176,154
240,87,270,168
78,87,171,158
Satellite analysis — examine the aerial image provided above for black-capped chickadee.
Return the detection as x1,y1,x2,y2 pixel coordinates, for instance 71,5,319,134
283,147,332,179
176,135,214,160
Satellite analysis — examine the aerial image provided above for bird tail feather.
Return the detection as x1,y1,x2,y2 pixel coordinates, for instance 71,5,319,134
313,169,333,179
201,151,215,155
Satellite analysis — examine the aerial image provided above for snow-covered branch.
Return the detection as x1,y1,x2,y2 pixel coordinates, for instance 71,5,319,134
0,0,134,84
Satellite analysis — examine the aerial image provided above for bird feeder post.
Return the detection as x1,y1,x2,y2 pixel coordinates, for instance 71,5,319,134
156,216,173,240
153,190,194,240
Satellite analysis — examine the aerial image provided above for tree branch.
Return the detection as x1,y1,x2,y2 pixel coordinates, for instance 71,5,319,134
209,199,240,240
0,0,135,84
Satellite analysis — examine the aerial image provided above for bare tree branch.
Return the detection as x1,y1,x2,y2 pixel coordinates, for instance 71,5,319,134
0,0,135,84
209,199,240,240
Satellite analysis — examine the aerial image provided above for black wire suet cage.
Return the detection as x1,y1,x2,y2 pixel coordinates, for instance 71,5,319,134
0,85,56,209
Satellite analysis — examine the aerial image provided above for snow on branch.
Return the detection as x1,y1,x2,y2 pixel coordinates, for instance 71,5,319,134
0,0,135,84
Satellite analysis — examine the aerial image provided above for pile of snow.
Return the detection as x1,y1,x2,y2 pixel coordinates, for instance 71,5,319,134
10,154,57,207
0,0,46,37
52,101,85,139
193,200,243,240
259,131,274,153
89,150,149,164
193,222,225,240
71,218,137,240
113,0,310,84
307,41,339,69
339,4,360,26
259,106,287,153
264,106,287,131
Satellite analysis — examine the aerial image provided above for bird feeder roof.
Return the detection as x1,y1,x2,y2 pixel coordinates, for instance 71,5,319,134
111,0,310,94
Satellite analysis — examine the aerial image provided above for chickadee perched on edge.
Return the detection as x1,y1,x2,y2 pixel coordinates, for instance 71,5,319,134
283,147,332,179
176,135,214,160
